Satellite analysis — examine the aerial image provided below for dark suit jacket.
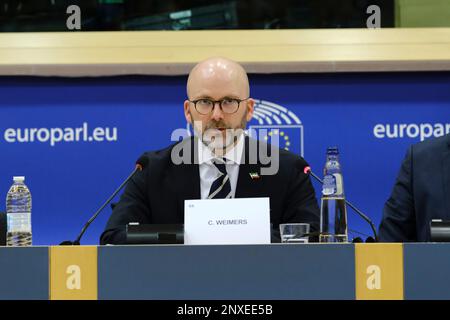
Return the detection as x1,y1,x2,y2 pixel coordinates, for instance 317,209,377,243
379,134,450,242
100,136,320,244
0,212,6,246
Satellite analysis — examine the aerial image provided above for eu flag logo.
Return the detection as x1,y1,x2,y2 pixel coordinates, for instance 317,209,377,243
249,100,304,156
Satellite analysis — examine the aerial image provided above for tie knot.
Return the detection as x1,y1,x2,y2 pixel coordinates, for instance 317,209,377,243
213,158,227,175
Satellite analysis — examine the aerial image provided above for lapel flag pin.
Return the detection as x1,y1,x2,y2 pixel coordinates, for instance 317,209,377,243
249,172,260,180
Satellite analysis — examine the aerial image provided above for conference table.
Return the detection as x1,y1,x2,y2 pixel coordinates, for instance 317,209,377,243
0,243,448,300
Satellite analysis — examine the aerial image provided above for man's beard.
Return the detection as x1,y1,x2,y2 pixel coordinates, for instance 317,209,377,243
190,111,247,152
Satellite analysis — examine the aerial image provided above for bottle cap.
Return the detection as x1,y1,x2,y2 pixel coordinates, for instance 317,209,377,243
326,146,339,154
13,176,25,182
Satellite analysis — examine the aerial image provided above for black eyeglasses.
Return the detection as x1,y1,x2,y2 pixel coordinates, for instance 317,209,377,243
188,97,249,115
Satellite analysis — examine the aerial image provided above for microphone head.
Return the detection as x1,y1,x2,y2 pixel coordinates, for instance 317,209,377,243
136,155,149,171
303,166,311,175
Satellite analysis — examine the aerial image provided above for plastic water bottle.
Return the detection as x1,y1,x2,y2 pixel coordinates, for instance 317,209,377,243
6,176,32,246
319,147,348,243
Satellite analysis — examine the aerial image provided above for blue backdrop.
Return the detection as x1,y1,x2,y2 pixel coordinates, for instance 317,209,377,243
1,73,449,245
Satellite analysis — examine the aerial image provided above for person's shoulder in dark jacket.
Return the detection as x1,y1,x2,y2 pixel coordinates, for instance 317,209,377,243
379,134,450,242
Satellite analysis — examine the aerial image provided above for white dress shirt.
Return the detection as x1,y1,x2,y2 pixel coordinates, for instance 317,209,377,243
198,134,245,199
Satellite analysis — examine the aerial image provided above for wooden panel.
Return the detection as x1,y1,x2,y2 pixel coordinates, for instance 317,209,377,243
0,28,449,75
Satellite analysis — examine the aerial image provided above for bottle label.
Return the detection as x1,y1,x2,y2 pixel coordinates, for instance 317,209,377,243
7,212,32,233
322,174,336,196
322,173,344,196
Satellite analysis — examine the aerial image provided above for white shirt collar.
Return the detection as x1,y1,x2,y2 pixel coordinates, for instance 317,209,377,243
198,133,245,165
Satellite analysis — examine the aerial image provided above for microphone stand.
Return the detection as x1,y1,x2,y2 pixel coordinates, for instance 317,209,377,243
60,163,143,246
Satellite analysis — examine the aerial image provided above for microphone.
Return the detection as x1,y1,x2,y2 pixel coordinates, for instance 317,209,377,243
60,156,149,245
303,166,379,242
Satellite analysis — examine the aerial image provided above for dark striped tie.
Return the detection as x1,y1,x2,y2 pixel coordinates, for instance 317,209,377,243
208,159,232,199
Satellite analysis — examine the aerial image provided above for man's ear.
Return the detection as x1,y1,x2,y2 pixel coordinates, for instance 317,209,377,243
184,100,192,124
246,98,255,121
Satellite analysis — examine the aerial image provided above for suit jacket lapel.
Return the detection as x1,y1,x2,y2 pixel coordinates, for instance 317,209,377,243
235,136,264,198
173,162,200,199
167,137,200,219
235,163,264,198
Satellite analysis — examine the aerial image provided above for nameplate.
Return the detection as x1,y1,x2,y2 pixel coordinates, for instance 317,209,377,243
184,197,271,245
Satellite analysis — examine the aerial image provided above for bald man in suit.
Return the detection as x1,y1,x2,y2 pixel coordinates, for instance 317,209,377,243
101,57,320,244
